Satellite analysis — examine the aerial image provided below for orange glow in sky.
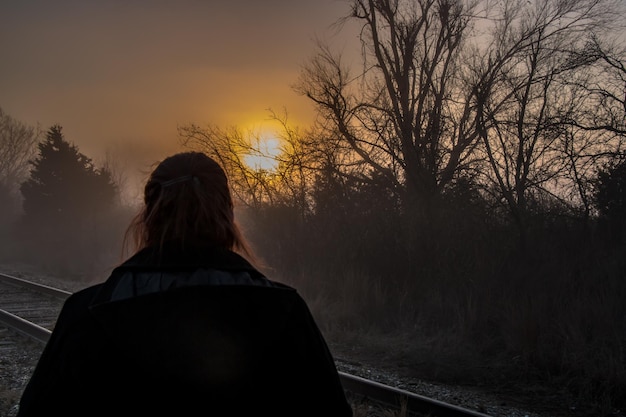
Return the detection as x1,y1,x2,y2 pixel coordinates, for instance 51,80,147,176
0,1,358,181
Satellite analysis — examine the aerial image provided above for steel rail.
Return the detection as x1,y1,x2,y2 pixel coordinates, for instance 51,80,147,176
0,272,72,299
0,308,51,344
340,372,492,417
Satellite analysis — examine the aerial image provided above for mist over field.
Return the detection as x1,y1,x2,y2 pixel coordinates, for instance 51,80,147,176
2,0,626,415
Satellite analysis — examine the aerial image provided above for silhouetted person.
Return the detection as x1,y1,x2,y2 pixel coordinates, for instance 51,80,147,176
17,151,353,417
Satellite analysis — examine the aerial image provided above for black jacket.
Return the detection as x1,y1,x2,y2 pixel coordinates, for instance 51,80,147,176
17,243,353,417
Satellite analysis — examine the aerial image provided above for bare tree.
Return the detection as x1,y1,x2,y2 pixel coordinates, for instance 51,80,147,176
178,123,271,208
560,34,626,218
472,0,621,239
564,34,626,135
265,110,319,216
296,0,487,208
0,107,40,218
178,112,319,215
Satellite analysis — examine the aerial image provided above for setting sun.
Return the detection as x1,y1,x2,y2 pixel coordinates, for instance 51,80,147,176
243,132,282,172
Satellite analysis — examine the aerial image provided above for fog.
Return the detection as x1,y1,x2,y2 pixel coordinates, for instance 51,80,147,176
0,0,358,179
2,0,626,414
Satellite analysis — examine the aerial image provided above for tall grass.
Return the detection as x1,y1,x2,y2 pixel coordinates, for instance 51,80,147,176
244,204,626,415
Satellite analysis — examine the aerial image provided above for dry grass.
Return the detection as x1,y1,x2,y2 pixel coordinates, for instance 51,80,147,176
256,210,626,416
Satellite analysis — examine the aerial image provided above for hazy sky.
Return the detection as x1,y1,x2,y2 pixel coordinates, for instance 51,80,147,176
1,0,358,189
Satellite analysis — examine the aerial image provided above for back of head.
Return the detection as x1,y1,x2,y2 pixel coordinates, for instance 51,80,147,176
125,152,251,257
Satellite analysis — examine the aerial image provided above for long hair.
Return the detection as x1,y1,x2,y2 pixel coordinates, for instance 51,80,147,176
123,151,255,261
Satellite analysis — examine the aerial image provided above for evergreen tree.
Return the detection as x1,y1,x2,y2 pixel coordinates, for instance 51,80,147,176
595,158,626,220
594,158,626,242
18,125,120,273
20,124,117,225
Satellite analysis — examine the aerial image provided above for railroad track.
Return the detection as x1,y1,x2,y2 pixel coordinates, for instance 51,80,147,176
0,273,70,343
0,271,492,417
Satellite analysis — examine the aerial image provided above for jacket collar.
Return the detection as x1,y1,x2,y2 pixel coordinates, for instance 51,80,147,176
89,242,262,306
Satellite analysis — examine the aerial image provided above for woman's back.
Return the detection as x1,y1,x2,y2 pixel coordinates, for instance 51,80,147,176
17,243,353,417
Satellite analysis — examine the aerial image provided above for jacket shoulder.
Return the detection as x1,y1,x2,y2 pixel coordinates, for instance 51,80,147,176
56,284,103,321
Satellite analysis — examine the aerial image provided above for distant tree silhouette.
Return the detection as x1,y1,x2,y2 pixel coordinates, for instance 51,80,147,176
21,125,117,224
18,125,119,272
0,107,40,222
594,157,626,241
296,0,622,246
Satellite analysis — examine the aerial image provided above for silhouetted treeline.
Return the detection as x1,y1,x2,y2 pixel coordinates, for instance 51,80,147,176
178,1,626,413
0,123,132,278
238,167,625,415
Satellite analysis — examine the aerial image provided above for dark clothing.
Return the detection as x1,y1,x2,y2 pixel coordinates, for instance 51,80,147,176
17,243,353,417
